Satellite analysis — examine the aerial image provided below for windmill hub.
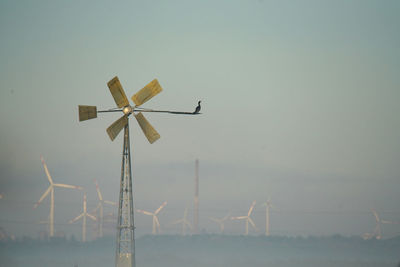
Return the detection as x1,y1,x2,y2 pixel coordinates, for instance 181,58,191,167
123,106,133,115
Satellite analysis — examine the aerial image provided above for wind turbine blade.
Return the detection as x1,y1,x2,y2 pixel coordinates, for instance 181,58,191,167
41,156,53,185
371,209,380,222
104,200,117,206
184,220,193,229
248,200,256,216
183,207,188,219
107,76,130,108
69,213,84,223
381,220,400,224
94,179,103,201
93,203,101,213
78,105,97,121
248,217,257,229
134,112,160,144
131,79,162,106
231,216,247,220
171,219,183,225
87,213,97,221
136,209,153,216
54,184,82,190
222,214,231,221
106,115,128,141
155,216,161,229
34,186,52,208
209,217,220,223
154,201,167,215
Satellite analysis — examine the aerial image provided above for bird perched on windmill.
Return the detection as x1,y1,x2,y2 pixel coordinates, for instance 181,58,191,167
194,101,201,114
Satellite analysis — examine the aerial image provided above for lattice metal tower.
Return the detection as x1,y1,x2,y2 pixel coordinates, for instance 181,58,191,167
115,124,135,267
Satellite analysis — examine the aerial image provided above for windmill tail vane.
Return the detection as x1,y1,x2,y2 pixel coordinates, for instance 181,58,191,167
78,76,201,142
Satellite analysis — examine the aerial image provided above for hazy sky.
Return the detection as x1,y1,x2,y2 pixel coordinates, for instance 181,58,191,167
0,0,399,238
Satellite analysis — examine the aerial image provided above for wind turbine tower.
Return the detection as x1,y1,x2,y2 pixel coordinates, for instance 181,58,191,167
69,192,97,242
78,76,199,267
194,159,199,234
263,199,274,236
34,156,82,237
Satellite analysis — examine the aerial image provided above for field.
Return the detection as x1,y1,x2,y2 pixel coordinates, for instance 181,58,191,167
1,235,399,267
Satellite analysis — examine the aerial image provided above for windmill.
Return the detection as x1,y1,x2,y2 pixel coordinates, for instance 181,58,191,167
231,200,257,235
209,213,230,234
363,208,400,240
172,207,192,235
69,192,97,242
93,179,117,238
262,199,275,236
78,76,199,267
34,156,82,237
136,201,167,235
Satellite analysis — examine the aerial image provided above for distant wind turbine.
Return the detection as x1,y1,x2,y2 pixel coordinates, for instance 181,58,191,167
69,192,97,242
363,208,400,240
209,213,230,234
172,207,192,235
231,201,257,235
93,179,117,238
137,201,167,234
34,156,82,237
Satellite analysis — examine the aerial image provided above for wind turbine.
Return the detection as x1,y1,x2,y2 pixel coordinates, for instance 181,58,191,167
363,208,400,240
209,213,230,234
262,199,275,236
93,179,117,238
136,201,167,235
78,76,199,267
69,192,97,242
231,200,257,235
172,207,192,235
34,156,83,237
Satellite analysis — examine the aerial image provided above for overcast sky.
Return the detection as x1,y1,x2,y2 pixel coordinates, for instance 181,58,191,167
0,0,399,238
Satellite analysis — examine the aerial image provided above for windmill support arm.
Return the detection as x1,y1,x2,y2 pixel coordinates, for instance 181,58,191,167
134,108,201,115
97,109,123,113
97,108,201,115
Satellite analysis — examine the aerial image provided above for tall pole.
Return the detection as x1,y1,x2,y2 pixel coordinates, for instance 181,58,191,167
116,123,135,267
99,203,104,238
193,159,199,234
152,216,156,235
266,205,270,236
83,193,87,242
50,188,54,237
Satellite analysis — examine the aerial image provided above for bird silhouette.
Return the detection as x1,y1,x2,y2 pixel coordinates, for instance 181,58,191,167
194,101,201,114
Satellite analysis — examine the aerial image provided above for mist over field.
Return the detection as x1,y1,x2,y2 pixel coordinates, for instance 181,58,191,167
1,235,400,267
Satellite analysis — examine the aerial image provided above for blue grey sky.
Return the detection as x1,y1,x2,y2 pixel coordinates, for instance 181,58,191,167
0,0,399,238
